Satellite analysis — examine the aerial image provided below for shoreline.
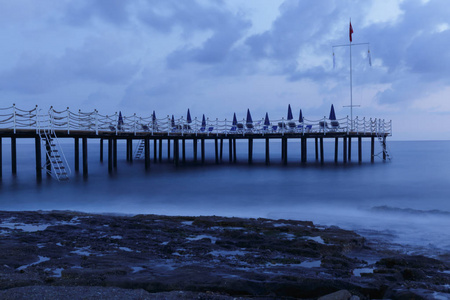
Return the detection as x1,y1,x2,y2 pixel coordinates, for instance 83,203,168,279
0,210,449,299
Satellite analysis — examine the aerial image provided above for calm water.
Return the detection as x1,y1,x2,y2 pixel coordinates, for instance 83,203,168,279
1,138,450,256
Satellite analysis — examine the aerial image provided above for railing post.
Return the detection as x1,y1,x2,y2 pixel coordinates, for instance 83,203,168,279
67,107,70,134
35,105,39,134
363,117,366,134
323,116,326,135
346,116,349,134
95,110,98,135
49,106,54,131
115,112,118,135
355,116,358,134
133,113,136,135
13,103,16,134
216,118,218,136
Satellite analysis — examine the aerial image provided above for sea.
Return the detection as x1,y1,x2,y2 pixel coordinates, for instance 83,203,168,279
1,138,449,259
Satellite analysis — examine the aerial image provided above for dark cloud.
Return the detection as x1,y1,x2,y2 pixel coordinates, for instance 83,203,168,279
64,0,131,26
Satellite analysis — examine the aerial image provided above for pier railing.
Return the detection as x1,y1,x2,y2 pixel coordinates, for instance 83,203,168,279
0,105,392,136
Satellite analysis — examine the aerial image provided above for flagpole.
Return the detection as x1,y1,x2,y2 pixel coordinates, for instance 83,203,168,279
349,20,353,130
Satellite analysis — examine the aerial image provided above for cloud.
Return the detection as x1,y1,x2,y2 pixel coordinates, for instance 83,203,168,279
63,0,131,26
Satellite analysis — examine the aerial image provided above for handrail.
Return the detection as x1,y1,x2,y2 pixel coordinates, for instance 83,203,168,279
0,105,393,137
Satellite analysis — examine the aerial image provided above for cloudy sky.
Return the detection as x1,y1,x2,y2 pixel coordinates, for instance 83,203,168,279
0,0,449,140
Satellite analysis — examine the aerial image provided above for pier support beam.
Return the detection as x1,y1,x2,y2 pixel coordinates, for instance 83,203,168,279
301,137,307,163
371,137,375,163
174,138,179,166
319,138,324,163
315,138,319,161
358,137,362,163
215,138,219,164
193,138,198,163
167,139,171,161
113,138,117,170
348,137,352,161
145,138,150,170
282,137,288,165
11,137,17,175
82,137,88,177
45,139,51,175
108,139,113,173
100,139,103,163
158,139,162,163
228,138,232,163
220,138,223,162
382,137,387,160
35,136,41,181
126,138,132,162
182,139,186,163
153,139,157,163
201,138,205,164
343,137,347,163
248,138,253,164
233,138,237,163
334,137,339,163
265,137,270,165
0,138,2,178
74,138,79,172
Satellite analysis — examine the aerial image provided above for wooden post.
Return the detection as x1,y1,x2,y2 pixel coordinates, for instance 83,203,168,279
158,139,162,162
126,139,130,161
334,137,338,163
113,138,117,169
153,139,157,162
233,138,237,163
174,138,179,166
320,137,324,163
201,138,205,164
220,138,223,161
193,138,198,163
167,139,171,161
108,138,113,173
11,137,17,175
215,138,219,164
0,138,2,178
35,136,41,180
145,138,150,170
100,138,103,162
82,137,88,177
128,138,133,162
182,139,186,163
265,137,270,165
301,138,307,163
382,136,387,160
283,137,288,165
315,137,319,161
343,137,347,163
348,137,352,161
371,137,375,163
228,138,232,162
74,138,79,172
281,137,285,161
248,138,253,164
358,137,362,163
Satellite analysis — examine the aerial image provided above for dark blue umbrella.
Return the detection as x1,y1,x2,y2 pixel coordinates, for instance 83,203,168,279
299,109,303,122
171,115,175,127
187,109,192,123
329,104,336,120
264,112,270,126
287,104,293,120
118,111,124,127
232,113,237,125
246,109,253,124
201,114,206,127
152,111,156,124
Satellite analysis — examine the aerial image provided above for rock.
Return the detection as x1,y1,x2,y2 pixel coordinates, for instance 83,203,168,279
318,289,352,300
349,296,360,300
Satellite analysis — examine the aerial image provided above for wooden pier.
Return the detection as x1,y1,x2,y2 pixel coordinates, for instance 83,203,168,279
0,105,392,180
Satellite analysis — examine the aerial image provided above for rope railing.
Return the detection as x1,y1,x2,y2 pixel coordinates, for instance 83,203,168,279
0,105,392,137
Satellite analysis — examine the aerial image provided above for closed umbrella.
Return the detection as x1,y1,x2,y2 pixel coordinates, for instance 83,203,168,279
201,114,206,127
187,109,192,123
299,109,303,122
329,104,336,120
246,109,253,124
232,113,237,125
287,104,293,120
264,112,270,126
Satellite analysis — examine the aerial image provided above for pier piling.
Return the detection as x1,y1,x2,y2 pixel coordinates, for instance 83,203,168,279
35,136,41,180
82,137,88,177
74,138,79,172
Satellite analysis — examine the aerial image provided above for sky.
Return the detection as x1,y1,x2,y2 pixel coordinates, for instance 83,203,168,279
0,0,449,140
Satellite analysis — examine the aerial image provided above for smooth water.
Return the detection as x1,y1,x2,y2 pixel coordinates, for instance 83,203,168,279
1,139,449,256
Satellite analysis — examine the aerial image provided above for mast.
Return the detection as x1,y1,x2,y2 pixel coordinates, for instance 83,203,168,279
332,19,370,131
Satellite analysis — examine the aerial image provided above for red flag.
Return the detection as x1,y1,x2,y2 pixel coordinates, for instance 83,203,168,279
349,21,353,42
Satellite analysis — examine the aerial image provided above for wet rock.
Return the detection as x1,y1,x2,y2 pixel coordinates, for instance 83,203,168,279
318,289,352,300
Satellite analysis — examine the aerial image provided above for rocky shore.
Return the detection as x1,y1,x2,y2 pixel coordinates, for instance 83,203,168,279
0,210,448,299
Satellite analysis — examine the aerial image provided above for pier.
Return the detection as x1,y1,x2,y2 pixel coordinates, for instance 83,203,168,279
0,105,392,181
